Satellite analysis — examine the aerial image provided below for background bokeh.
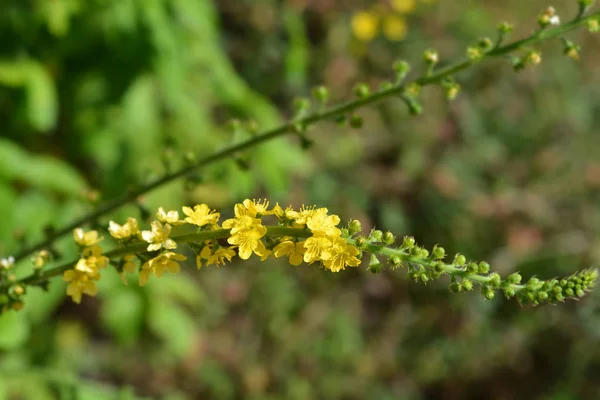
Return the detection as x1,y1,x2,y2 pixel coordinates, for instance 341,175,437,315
1,0,600,399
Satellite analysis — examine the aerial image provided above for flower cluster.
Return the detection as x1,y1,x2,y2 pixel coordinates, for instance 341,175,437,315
62,229,109,303
12,198,594,307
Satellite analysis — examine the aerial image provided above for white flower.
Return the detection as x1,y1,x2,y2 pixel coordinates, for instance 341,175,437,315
549,15,560,25
1,256,15,269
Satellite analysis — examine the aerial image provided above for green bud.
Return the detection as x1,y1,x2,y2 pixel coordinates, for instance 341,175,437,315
355,236,367,247
379,81,394,91
482,286,495,300
478,37,493,51
432,245,445,260
497,21,514,34
348,220,362,235
354,83,371,99
349,115,363,129
368,254,382,273
507,272,522,284
417,248,430,259
402,236,416,249
453,254,467,266
560,279,568,287
293,97,311,113
449,281,462,293
503,288,516,298
370,230,383,242
467,46,484,61
489,273,501,288
432,261,445,274
423,49,439,64
312,85,329,103
393,60,411,82
576,288,585,297
382,232,395,245
538,291,549,301
405,98,423,116
466,262,478,274
527,277,541,289
462,279,473,291
478,261,490,275
565,288,574,297
588,18,600,33
389,256,403,268
555,293,565,302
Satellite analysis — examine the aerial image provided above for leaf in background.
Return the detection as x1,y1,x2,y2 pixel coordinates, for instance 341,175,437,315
0,311,30,350
0,138,89,196
100,288,145,345
148,300,196,361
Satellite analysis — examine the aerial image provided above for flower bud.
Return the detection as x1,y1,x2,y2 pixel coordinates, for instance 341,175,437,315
368,254,382,273
507,272,522,284
348,220,362,234
432,245,445,260
478,261,490,275
312,86,329,104
354,83,371,99
402,236,416,249
462,279,474,291
393,60,411,83
383,232,395,245
453,254,466,266
423,49,439,64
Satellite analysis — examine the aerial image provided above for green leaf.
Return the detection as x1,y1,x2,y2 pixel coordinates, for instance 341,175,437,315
100,288,144,345
0,311,30,350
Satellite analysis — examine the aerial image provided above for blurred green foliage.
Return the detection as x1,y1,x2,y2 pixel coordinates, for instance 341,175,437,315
1,0,600,399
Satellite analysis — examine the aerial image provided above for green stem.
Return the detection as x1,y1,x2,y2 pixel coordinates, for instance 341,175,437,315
11,10,600,264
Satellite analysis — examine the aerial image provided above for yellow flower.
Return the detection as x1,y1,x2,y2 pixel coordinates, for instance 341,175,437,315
156,207,185,226
351,11,379,42
273,240,305,266
306,209,341,237
82,245,109,269
198,245,236,267
182,204,220,227
139,252,187,286
391,0,416,13
383,15,408,41
33,250,50,268
73,228,102,247
62,269,100,304
119,254,137,285
141,221,177,252
303,236,334,263
108,217,140,240
242,198,273,216
222,201,265,233
322,238,362,272
227,226,269,260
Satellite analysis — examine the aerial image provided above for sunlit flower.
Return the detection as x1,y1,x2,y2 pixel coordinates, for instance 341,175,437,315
156,207,185,226
141,221,177,251
351,11,379,42
198,245,237,267
62,269,100,304
306,209,342,237
73,228,102,247
108,218,140,240
322,237,362,272
227,226,269,260
303,236,334,263
242,198,274,216
183,204,220,227
383,15,408,41
139,252,186,286
273,240,305,266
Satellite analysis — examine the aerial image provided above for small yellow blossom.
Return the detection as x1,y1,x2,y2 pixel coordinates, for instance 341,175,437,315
73,228,102,247
391,0,416,13
303,236,334,263
323,238,362,272
156,207,185,226
119,254,137,285
139,252,187,286
33,250,50,268
227,226,269,260
74,245,109,274
108,217,140,240
198,245,237,267
306,209,342,237
182,204,220,227
141,221,177,252
242,199,273,216
62,269,100,303
383,15,408,41
273,240,305,266
351,11,379,42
